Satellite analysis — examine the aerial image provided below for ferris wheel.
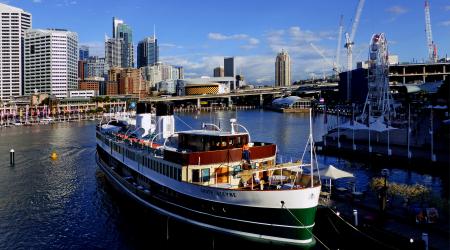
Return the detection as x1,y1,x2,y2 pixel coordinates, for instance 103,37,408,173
361,33,395,123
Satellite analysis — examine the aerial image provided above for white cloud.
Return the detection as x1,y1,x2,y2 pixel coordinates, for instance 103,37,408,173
32,0,42,3
159,26,344,84
208,33,248,40
56,0,77,7
160,43,183,49
439,20,450,26
386,6,408,15
208,32,259,50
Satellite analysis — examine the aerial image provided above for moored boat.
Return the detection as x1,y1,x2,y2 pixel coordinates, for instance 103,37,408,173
95,102,321,248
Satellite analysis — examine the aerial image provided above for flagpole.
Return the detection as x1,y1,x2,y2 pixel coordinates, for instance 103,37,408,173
309,108,314,188
324,104,327,147
430,108,436,162
337,106,341,149
387,102,391,156
352,103,356,150
368,101,372,153
407,104,412,159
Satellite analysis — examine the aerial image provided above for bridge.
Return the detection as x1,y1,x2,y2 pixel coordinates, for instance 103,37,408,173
140,83,338,108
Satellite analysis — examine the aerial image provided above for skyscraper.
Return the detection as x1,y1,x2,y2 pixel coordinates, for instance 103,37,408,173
137,36,159,68
105,37,122,68
0,3,32,101
24,29,78,98
112,17,123,39
86,56,107,78
224,57,236,90
105,17,134,68
275,49,291,87
213,67,224,77
79,45,89,60
224,57,235,77
116,21,134,68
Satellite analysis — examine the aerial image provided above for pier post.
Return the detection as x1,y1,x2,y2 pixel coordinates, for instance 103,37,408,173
197,98,201,109
10,149,14,165
259,94,263,107
421,233,428,250
353,209,358,226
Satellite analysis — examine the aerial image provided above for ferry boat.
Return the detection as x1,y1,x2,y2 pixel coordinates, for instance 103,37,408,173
95,102,321,248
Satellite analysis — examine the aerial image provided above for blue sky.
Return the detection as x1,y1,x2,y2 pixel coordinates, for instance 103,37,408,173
2,0,450,84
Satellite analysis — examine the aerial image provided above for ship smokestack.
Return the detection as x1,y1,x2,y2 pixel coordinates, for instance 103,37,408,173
136,102,154,137
156,102,175,139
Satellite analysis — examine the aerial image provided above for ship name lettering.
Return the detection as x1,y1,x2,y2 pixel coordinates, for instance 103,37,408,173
201,188,236,198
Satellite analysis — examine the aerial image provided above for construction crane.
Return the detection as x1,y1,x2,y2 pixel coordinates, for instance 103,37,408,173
424,0,437,63
310,43,335,73
344,0,365,101
309,15,344,80
335,15,344,74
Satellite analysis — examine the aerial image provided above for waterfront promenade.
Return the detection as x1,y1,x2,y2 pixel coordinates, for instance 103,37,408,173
319,191,450,250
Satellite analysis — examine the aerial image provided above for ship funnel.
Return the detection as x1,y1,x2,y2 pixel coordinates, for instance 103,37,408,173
136,102,155,137
156,102,175,139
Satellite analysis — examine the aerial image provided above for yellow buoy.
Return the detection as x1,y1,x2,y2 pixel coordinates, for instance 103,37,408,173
50,151,58,160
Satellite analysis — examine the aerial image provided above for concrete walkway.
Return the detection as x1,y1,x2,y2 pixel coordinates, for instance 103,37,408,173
319,191,449,250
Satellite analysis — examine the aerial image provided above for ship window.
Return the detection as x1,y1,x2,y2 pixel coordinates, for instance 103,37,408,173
192,169,200,182
201,168,210,183
176,169,181,181
170,166,173,179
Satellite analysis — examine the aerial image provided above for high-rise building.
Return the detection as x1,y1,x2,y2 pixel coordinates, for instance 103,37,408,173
105,17,134,69
105,37,122,68
78,60,87,81
112,17,123,39
0,3,32,101
224,57,235,77
137,36,159,68
86,56,107,78
275,49,291,87
24,29,78,98
172,66,184,80
214,67,224,77
107,67,144,96
79,45,89,60
224,57,236,90
116,21,133,68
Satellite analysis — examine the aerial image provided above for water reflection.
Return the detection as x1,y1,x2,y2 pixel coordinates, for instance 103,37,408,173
0,112,446,249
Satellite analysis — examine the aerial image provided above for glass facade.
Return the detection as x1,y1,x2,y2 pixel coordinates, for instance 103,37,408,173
79,45,89,60
137,36,159,68
117,23,134,68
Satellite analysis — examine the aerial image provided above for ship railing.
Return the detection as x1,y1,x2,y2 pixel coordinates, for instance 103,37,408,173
235,162,319,191
102,132,165,158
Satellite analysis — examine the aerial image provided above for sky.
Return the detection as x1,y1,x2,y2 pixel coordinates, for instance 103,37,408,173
2,0,450,84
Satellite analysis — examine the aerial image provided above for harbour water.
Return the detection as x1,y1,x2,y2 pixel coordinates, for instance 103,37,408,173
0,110,446,249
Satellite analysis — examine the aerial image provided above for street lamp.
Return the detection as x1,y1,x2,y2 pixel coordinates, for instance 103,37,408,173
379,168,390,212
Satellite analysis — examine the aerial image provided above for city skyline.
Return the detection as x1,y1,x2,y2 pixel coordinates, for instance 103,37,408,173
1,0,450,84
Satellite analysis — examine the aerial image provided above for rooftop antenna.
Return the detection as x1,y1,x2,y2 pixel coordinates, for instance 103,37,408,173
153,24,156,39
